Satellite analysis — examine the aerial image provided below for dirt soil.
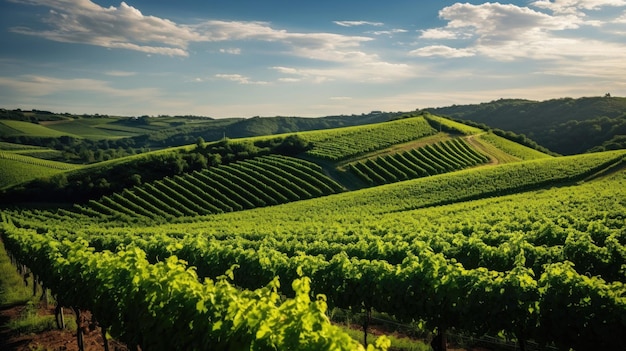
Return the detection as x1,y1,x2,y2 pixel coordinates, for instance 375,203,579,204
0,302,128,351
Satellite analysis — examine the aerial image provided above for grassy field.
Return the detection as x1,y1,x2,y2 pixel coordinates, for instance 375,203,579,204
0,120,79,138
477,132,553,161
0,153,79,190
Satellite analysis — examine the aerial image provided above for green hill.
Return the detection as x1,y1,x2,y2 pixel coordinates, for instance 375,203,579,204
2,108,626,351
425,96,626,155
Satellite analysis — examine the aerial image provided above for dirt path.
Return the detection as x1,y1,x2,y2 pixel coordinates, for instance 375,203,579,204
0,301,128,351
463,134,499,166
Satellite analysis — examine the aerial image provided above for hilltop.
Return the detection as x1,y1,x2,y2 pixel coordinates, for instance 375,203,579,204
425,95,626,155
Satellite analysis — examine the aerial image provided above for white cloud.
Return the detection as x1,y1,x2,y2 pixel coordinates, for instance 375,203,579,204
9,0,375,63
412,2,626,59
439,2,581,42
531,0,626,14
219,48,241,55
9,0,201,56
334,21,384,27
214,73,269,85
419,28,459,39
409,45,475,58
367,29,408,36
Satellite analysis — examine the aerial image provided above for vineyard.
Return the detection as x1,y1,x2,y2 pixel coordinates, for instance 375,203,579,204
348,139,490,186
69,155,344,220
0,152,80,189
302,116,437,161
1,113,625,351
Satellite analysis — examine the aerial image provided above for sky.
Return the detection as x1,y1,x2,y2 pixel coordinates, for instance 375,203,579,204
0,0,625,118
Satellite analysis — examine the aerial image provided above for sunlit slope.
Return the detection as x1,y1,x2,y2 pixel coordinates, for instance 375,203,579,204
31,149,624,223
346,138,490,186
0,120,79,138
476,132,553,161
0,152,80,190
66,155,344,220
301,115,437,161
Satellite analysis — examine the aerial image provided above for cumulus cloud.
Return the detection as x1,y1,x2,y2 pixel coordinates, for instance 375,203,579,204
9,0,374,63
438,2,581,43
412,2,626,59
9,0,200,56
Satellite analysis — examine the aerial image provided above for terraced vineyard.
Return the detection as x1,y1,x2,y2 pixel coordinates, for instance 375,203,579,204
69,155,343,220
303,116,437,161
1,114,624,351
348,139,490,185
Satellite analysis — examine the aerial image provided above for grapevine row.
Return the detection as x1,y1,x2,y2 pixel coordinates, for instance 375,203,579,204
0,226,388,351
74,155,342,219
304,116,436,161
349,139,489,185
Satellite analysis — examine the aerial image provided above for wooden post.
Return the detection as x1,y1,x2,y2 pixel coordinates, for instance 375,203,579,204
72,306,84,351
55,304,65,329
102,325,110,351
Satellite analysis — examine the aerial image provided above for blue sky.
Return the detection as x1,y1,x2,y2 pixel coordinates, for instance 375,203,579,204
1,0,625,117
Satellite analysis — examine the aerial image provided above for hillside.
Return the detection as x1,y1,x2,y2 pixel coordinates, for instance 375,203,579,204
0,109,401,165
2,109,625,351
425,96,626,155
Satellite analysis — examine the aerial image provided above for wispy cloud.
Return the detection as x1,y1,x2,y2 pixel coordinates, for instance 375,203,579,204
367,29,408,36
105,70,137,77
409,45,475,58
214,73,269,85
531,0,626,14
219,48,241,55
0,74,158,97
333,21,384,27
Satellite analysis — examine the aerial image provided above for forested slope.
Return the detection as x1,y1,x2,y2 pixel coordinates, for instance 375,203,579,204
426,96,626,155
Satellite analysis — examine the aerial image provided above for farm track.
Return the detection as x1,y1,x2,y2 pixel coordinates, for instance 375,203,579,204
463,134,500,166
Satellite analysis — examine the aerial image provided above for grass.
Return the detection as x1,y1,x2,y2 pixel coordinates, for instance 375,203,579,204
424,114,484,135
467,134,521,164
340,325,431,351
0,239,31,306
42,119,125,139
478,132,553,161
0,239,76,335
0,154,78,190
0,120,79,138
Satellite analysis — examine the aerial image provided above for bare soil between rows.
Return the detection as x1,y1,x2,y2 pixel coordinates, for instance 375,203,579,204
0,301,128,351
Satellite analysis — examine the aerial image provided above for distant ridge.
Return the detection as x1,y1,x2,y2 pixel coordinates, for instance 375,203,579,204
425,96,626,155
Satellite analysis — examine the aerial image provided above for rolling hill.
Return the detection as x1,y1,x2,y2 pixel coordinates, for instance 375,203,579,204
1,107,625,351
425,95,626,155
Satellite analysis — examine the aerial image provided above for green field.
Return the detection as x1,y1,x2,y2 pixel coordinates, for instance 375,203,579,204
0,152,80,189
477,132,553,160
0,120,79,138
1,112,625,351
